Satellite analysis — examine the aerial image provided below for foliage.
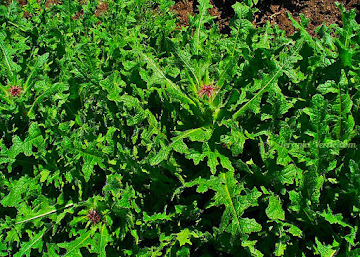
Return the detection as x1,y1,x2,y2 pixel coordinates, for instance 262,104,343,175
0,0,360,256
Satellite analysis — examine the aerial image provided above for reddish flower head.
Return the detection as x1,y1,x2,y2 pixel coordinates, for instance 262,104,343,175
197,83,218,99
87,209,102,225
9,86,22,97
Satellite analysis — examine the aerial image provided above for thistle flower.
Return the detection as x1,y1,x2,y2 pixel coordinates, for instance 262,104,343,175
197,83,218,99
9,86,22,97
87,209,102,225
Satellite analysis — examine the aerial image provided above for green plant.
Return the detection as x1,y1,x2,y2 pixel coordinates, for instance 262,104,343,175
0,0,360,256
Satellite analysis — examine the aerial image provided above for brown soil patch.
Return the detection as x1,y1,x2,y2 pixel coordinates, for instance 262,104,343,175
94,2,109,17
255,0,360,36
6,0,360,36
170,0,234,33
45,0,62,8
171,0,196,27
171,0,360,36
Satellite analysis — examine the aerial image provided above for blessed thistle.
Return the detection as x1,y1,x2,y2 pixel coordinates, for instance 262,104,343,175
197,83,218,99
87,209,102,225
9,86,22,97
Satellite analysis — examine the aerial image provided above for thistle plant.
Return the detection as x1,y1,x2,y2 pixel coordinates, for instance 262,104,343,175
0,0,360,256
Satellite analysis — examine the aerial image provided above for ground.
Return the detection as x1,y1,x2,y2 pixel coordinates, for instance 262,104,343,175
6,0,360,35
170,0,360,36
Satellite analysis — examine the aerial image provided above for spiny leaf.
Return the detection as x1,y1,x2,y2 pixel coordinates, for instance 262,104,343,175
13,227,47,257
233,40,304,119
315,238,337,257
150,127,211,166
192,0,214,56
239,218,262,234
320,205,350,228
99,71,125,102
0,32,21,79
242,240,264,257
266,195,285,221
211,172,262,236
176,229,192,247
1,176,38,207
28,82,68,119
58,230,92,257
24,53,49,92
140,52,196,106
92,224,112,257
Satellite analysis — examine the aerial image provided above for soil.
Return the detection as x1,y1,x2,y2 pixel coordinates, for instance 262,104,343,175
6,0,360,36
170,0,360,36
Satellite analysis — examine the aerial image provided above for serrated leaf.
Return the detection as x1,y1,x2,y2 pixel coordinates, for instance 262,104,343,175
24,53,49,91
239,218,262,234
241,240,264,257
28,82,68,119
13,227,47,257
320,206,349,228
315,238,337,257
210,172,262,237
288,224,302,237
176,229,192,246
92,224,111,257
149,142,173,166
1,176,38,207
0,32,21,79
275,241,287,256
100,71,124,102
266,195,285,221
150,127,210,166
206,151,218,174
58,230,92,257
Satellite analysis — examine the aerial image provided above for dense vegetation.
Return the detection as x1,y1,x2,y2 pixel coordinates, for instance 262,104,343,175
1,0,360,256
